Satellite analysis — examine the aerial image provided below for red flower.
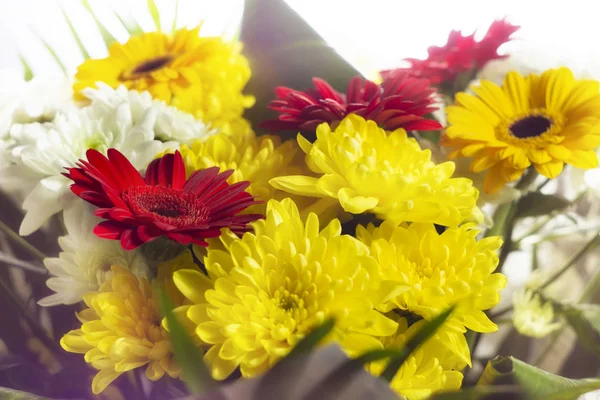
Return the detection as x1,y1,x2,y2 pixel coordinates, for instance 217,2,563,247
262,73,442,133
382,19,519,85
65,149,262,250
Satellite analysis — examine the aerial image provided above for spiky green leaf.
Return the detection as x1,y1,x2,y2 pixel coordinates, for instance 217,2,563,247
81,0,118,48
19,55,34,81
60,5,90,59
31,30,67,74
147,0,162,31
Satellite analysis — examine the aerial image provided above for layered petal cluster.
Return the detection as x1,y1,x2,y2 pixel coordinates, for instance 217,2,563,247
83,83,214,145
60,266,179,394
271,115,480,227
367,317,464,400
73,26,254,133
443,68,600,193
39,203,149,306
65,149,261,250
512,289,562,338
262,74,442,133
177,128,339,218
4,91,176,235
172,198,398,379
356,221,507,364
383,19,519,85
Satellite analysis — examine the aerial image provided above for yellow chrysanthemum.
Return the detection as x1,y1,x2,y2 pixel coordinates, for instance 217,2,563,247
270,115,481,227
73,26,254,132
172,198,398,379
177,129,340,218
366,317,464,400
356,221,507,364
60,266,179,394
512,289,562,338
443,68,600,193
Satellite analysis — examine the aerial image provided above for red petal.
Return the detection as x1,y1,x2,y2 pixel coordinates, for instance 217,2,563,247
93,221,125,240
106,148,144,188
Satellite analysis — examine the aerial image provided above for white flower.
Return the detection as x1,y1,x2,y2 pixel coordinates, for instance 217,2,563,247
82,83,215,145
512,289,562,339
4,93,178,236
38,203,150,306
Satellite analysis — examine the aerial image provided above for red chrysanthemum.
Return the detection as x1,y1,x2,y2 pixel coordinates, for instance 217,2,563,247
382,19,519,85
64,149,262,250
262,73,442,133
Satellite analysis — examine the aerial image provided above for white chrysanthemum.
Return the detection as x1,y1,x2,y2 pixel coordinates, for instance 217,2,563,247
0,73,75,139
512,289,562,339
83,83,215,145
38,203,150,306
4,94,177,235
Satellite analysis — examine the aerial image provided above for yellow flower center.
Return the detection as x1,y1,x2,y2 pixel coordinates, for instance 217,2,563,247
497,109,565,147
121,55,174,80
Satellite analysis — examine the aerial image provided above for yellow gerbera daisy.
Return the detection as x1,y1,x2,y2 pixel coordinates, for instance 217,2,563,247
177,129,341,219
366,317,464,400
443,68,600,193
172,198,398,379
270,115,481,227
356,221,507,364
60,266,179,394
73,26,254,133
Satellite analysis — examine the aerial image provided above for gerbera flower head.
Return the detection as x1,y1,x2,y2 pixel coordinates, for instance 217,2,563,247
60,266,179,394
442,68,600,193
270,115,481,227
356,221,507,364
262,74,442,134
172,198,398,379
382,19,519,86
366,317,464,400
73,26,254,132
512,289,562,338
64,148,262,250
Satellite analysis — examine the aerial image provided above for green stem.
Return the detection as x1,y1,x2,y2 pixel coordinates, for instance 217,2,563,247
0,219,46,261
537,231,600,291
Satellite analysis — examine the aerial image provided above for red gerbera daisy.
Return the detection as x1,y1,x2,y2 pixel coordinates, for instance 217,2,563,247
261,73,442,133
64,148,262,250
382,18,519,85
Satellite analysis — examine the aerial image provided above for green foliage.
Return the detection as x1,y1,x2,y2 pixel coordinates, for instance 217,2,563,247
60,5,90,59
158,289,217,395
558,304,600,358
0,387,51,400
478,356,600,400
81,0,118,47
147,0,162,31
239,0,360,130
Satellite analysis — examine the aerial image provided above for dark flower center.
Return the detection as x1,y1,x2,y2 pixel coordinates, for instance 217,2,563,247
132,55,173,75
509,115,552,139
122,186,210,228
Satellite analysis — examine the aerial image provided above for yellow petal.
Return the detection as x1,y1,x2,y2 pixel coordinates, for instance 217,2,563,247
567,150,599,169
269,176,324,197
92,369,122,395
534,159,564,178
173,269,213,304
337,187,379,214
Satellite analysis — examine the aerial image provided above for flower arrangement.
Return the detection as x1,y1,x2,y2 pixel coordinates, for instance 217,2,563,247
2,1,600,399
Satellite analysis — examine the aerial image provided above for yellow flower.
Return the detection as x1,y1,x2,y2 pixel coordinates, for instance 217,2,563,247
367,317,464,400
443,68,600,194
173,198,398,379
356,221,507,364
270,115,481,227
73,26,254,132
512,289,562,338
178,129,340,219
60,266,179,394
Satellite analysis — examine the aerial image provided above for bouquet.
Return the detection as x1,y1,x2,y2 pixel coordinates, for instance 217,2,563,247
1,1,600,399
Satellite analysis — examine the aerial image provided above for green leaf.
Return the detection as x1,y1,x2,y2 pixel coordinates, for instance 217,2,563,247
31,30,67,74
285,318,335,359
171,0,179,33
429,385,523,400
380,307,454,382
0,387,51,399
478,356,600,400
239,0,360,129
147,0,162,31
60,5,90,59
158,288,217,394
19,55,33,81
112,11,144,36
515,192,571,220
558,304,600,358
81,0,118,48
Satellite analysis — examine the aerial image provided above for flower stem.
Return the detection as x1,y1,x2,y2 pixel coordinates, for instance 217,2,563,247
0,252,48,275
537,230,600,291
0,219,46,261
